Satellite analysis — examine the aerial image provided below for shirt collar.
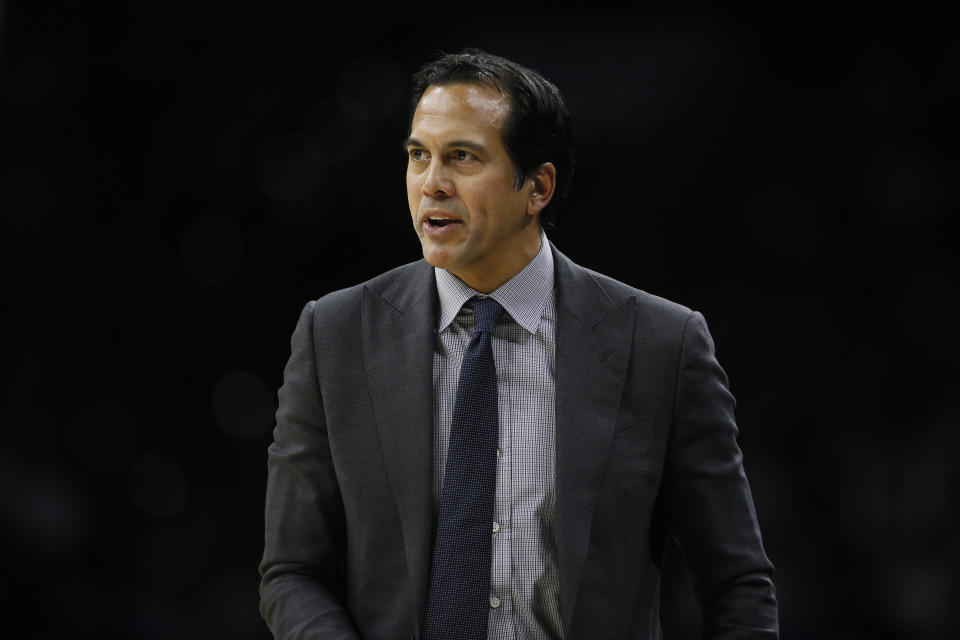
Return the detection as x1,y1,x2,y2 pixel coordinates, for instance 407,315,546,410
435,229,554,335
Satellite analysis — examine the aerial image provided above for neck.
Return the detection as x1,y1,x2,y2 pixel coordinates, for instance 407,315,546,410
454,228,542,294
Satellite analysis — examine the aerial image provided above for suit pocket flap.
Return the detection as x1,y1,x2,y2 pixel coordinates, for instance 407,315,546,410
609,419,656,459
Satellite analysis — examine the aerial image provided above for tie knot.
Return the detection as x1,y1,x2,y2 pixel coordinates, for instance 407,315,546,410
467,297,503,335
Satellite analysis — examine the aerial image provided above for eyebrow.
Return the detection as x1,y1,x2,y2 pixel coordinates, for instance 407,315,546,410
401,137,488,154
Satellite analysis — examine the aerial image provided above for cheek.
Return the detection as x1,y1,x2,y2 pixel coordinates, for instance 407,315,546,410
406,175,420,211
477,185,524,225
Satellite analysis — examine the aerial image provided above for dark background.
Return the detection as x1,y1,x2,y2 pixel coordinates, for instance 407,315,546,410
2,2,956,638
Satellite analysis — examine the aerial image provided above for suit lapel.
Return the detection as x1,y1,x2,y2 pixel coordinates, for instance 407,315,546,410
551,245,637,635
361,260,437,629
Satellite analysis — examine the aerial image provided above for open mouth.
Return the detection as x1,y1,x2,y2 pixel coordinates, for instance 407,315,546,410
427,217,461,228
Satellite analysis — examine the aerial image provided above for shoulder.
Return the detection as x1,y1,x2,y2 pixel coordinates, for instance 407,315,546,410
588,267,692,323
304,258,434,328
552,244,712,370
311,260,420,309
551,243,694,331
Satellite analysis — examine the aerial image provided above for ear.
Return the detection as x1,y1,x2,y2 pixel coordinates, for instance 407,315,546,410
525,162,557,217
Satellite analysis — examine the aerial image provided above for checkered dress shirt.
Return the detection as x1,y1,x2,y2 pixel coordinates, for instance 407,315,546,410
433,232,562,640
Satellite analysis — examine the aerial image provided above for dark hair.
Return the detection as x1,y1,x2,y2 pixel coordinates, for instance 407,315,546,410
408,48,575,228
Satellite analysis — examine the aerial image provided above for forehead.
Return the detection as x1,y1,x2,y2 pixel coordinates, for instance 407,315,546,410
410,83,510,141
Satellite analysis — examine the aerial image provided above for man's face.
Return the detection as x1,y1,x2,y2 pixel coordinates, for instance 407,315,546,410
405,83,540,292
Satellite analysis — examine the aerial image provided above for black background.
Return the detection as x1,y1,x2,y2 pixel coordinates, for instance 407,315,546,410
2,2,956,638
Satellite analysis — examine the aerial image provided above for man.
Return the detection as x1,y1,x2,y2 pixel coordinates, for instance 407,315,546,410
260,49,778,639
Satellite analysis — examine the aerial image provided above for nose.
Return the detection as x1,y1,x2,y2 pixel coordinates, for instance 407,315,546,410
421,158,454,200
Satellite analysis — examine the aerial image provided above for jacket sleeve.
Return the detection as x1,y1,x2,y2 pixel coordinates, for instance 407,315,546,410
664,311,779,638
259,301,361,639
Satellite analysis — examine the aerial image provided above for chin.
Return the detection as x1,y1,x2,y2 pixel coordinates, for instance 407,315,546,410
420,243,451,269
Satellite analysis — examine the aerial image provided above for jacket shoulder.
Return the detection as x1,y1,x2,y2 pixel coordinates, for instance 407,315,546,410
588,268,693,325
309,259,423,309
303,259,432,331
553,243,693,331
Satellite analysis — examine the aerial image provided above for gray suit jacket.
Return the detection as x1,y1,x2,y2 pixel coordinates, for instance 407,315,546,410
259,243,778,639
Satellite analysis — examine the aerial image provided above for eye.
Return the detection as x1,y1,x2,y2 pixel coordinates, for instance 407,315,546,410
409,148,427,161
453,150,476,162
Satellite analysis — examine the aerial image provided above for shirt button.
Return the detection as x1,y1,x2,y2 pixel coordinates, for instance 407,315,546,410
497,448,501,457
490,595,501,608
492,522,500,533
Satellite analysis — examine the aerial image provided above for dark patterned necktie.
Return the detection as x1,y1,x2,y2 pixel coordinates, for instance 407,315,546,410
423,296,504,640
